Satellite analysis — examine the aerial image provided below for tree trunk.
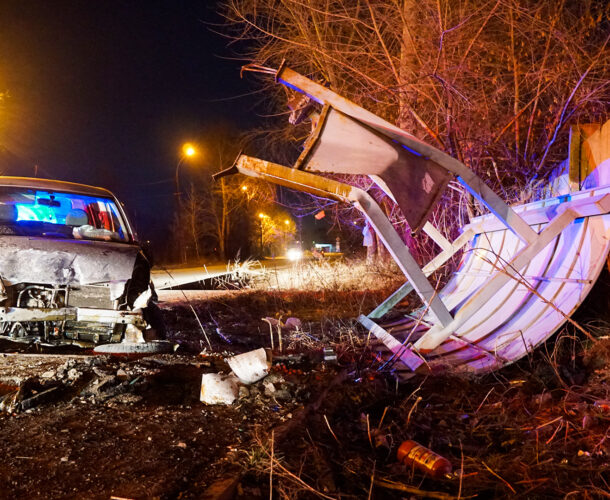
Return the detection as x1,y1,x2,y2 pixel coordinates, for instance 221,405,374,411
397,0,419,133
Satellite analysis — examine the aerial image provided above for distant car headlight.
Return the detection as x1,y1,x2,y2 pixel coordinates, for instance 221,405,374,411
286,248,303,261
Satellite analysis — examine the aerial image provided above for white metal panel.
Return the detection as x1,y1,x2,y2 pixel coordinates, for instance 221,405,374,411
421,212,610,373
369,186,610,376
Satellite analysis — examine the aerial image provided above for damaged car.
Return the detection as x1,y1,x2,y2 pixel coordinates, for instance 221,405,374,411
0,177,164,351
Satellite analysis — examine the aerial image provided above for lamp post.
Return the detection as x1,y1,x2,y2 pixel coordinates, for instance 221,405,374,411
174,143,197,199
174,143,197,264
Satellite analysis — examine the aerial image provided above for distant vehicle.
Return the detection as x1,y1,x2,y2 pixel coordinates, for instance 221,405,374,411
0,177,162,349
286,243,303,261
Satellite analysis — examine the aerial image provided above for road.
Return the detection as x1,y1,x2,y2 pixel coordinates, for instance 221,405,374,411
151,263,234,290
151,259,291,290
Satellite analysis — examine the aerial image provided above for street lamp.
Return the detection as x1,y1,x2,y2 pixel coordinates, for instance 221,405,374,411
174,143,197,198
183,144,196,157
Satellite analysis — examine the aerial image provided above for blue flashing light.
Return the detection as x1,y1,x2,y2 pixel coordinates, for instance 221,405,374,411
16,204,57,223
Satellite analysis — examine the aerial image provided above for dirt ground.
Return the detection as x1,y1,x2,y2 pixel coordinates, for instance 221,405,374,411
0,350,309,499
0,282,609,499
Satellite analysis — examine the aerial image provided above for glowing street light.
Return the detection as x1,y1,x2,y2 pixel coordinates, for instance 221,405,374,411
241,185,248,192
183,143,196,157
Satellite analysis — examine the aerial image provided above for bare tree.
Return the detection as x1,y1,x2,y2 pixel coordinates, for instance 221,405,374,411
172,182,209,262
256,207,296,256
205,173,268,260
172,124,285,261
203,129,279,260
221,0,609,250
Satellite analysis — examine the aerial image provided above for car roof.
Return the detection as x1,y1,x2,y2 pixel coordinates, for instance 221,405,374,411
0,177,116,198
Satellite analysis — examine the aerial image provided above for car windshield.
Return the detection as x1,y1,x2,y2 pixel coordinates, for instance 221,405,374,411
0,186,131,242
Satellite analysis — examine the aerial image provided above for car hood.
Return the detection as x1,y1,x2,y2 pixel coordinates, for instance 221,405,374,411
0,236,139,286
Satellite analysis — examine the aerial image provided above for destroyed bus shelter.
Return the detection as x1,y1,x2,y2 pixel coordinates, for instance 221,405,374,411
215,65,610,378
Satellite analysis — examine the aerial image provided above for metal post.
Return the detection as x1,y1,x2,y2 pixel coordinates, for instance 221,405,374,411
174,155,185,200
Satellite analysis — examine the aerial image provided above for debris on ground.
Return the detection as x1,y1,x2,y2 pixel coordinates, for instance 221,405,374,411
0,273,608,498
200,373,239,405
226,348,269,384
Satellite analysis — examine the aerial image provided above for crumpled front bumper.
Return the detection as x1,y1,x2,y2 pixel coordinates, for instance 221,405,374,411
0,306,146,328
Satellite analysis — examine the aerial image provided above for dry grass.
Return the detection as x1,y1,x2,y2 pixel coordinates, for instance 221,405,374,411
249,258,404,293
160,256,402,355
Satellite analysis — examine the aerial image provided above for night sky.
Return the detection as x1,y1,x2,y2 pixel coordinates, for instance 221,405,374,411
0,1,258,246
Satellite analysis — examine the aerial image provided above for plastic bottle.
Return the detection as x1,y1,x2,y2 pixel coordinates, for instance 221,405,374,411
397,440,452,478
